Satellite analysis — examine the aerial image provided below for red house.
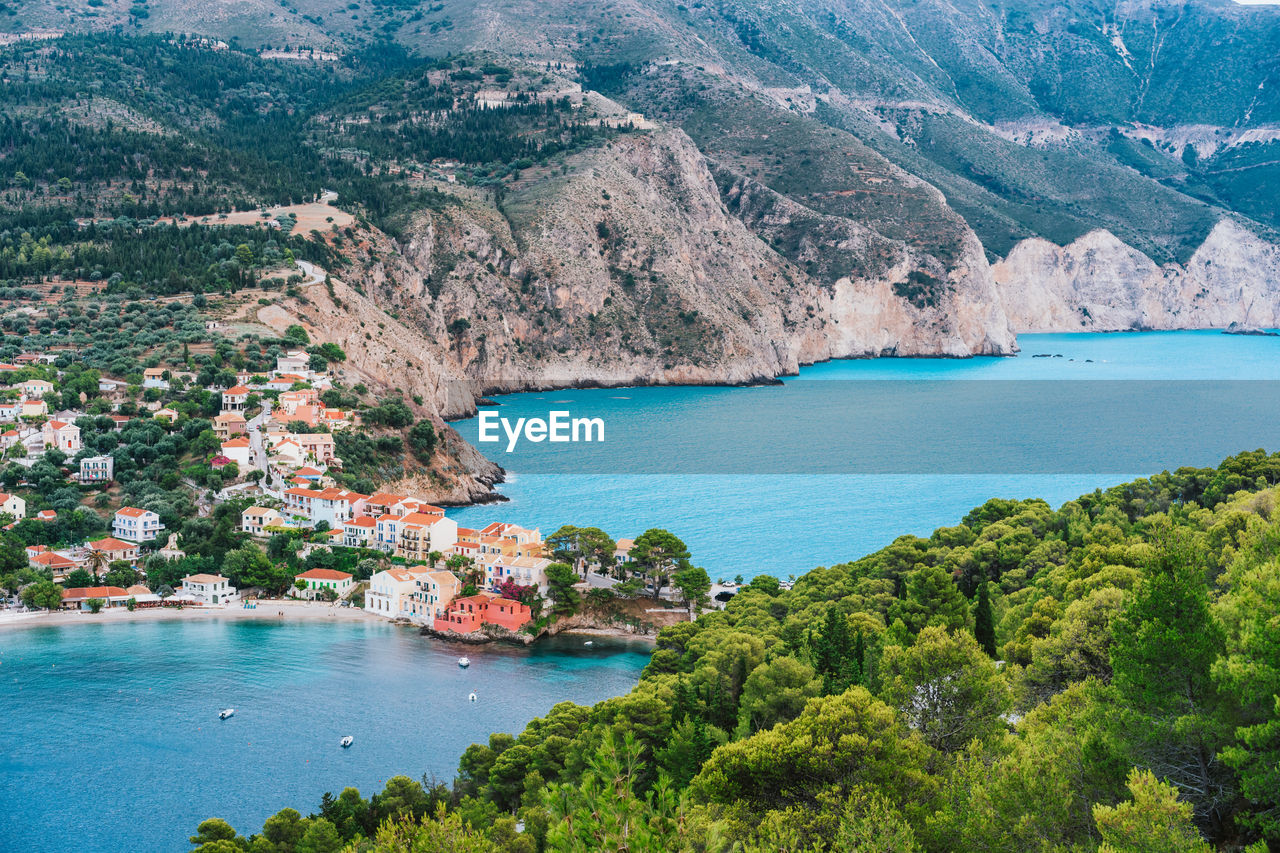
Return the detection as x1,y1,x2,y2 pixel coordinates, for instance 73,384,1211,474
433,592,532,634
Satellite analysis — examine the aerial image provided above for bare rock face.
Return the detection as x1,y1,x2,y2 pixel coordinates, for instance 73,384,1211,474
717,170,1016,359
993,220,1280,332
342,126,1017,404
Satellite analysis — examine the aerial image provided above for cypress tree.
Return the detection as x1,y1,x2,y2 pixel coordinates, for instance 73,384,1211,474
974,579,997,658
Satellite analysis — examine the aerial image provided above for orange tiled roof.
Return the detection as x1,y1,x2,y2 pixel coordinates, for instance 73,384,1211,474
296,568,352,581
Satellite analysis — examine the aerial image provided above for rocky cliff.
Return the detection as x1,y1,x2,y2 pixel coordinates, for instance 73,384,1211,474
336,127,1018,402
993,220,1280,332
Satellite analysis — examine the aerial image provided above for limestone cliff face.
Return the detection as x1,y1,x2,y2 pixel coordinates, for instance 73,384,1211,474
716,171,1014,358
343,127,1017,403
993,220,1280,332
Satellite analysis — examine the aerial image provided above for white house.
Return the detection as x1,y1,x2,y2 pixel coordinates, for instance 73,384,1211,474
271,438,306,467
482,554,553,595
221,385,250,411
220,436,253,469
396,513,458,563
0,491,25,520
241,506,283,536
142,368,169,390
342,515,376,547
41,420,80,453
283,487,366,528
79,455,114,483
364,567,422,618
409,569,462,622
294,568,353,600
21,378,53,399
276,350,310,375
180,573,236,605
86,537,140,565
112,507,164,543
374,513,405,552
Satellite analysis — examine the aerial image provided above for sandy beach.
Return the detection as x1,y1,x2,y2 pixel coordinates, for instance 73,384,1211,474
0,600,384,633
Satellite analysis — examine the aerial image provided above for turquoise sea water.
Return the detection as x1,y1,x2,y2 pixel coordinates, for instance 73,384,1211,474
7,331,1280,852
0,619,651,852
450,332,1280,579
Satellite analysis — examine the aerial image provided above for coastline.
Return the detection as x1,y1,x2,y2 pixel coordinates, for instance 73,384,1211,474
0,600,384,633
557,625,658,644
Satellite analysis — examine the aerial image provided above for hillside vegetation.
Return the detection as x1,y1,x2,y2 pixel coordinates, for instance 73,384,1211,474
192,450,1280,851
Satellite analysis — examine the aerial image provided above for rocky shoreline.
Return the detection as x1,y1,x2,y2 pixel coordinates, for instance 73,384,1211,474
419,611,667,647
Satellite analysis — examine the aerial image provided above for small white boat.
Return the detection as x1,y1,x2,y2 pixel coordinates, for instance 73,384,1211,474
219,708,234,720
458,656,471,668
583,641,593,646
340,736,354,748
468,692,477,702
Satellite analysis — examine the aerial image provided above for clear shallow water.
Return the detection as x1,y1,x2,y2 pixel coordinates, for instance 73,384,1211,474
0,619,650,852
450,332,1280,579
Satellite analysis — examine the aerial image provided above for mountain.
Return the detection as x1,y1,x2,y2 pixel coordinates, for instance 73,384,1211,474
2,1,1279,417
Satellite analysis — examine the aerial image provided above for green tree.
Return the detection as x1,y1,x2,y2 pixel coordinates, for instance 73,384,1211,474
188,818,241,848
296,817,343,853
363,803,493,853
735,656,822,736
1213,551,1280,841
546,525,616,576
544,733,683,852
22,580,62,610
879,627,1009,754
809,606,864,694
544,561,580,616
1110,540,1232,827
1092,768,1212,853
690,686,935,835
655,715,722,790
674,564,711,608
407,420,438,463
973,578,997,657
260,808,306,851
65,568,95,588
893,563,969,634
85,547,110,583
629,529,690,600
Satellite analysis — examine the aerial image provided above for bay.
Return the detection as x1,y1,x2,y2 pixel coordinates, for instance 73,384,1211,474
0,619,650,852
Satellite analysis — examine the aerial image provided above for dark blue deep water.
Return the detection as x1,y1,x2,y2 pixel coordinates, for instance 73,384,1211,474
0,620,650,852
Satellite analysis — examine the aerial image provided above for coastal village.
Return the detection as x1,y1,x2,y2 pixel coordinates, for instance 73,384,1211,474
0,339,712,639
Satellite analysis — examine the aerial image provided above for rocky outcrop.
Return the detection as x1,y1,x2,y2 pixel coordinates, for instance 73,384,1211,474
993,220,1280,332
253,265,503,504
338,126,1017,404
716,169,1015,358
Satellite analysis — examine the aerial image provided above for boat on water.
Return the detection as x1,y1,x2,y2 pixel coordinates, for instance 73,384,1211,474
468,692,477,702
458,656,471,668
583,641,593,646
340,736,354,748
218,708,234,720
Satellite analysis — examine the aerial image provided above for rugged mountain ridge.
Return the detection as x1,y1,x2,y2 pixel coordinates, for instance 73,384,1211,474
337,127,1018,396
8,0,1280,377
993,220,1280,332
